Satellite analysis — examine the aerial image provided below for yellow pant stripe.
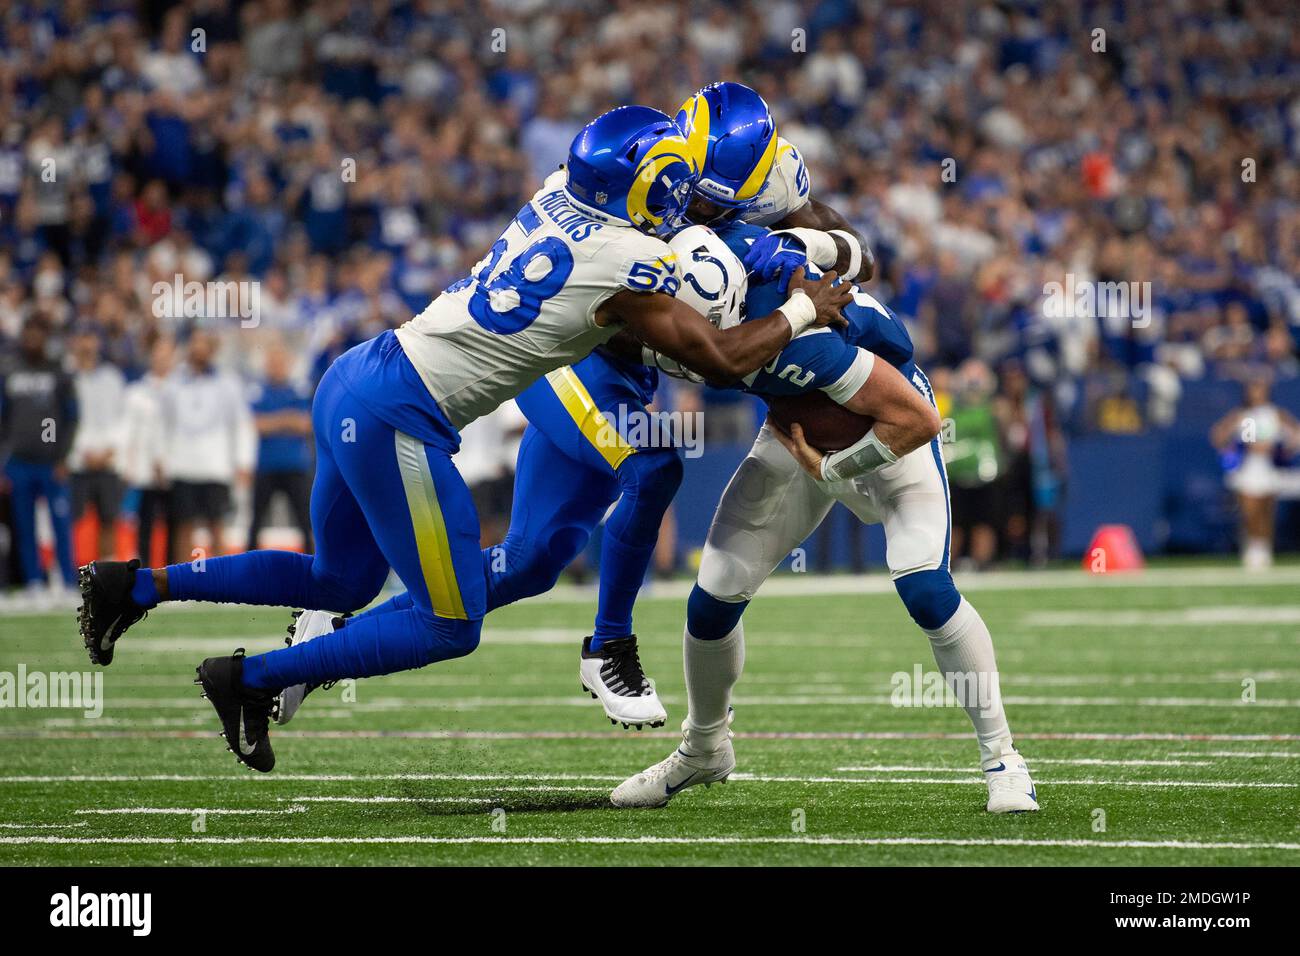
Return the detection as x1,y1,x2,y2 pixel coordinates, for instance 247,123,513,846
394,431,467,620
545,367,636,470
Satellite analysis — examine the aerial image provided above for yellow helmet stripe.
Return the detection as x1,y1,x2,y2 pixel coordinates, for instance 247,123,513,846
677,93,711,175
736,124,779,201
628,135,693,227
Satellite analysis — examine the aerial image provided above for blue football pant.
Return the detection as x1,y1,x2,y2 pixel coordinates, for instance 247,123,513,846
484,366,683,645
162,364,485,691
5,458,76,587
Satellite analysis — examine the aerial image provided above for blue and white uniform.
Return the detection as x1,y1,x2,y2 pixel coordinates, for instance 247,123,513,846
692,219,954,613
613,221,1033,813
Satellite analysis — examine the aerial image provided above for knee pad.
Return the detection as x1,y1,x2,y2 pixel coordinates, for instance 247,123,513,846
686,583,749,640
893,568,961,631
697,531,767,603
617,450,684,509
428,614,483,660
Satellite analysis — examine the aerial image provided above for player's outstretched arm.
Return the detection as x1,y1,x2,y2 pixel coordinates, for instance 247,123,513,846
777,198,875,283
601,267,850,383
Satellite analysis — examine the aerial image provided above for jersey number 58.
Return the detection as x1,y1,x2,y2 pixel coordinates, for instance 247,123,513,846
451,236,576,335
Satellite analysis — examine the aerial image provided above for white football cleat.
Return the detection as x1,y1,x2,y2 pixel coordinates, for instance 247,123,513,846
984,750,1039,813
579,635,667,729
271,609,345,725
610,739,735,809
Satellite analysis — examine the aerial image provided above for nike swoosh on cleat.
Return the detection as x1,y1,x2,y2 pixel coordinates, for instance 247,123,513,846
665,768,709,797
99,614,123,651
239,714,258,756
983,762,1006,773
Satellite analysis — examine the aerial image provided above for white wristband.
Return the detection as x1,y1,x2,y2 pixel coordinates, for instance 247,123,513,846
828,229,863,278
775,227,838,270
778,288,817,338
819,426,899,482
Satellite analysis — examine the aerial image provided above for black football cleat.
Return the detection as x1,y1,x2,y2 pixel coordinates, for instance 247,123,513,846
78,559,151,666
196,649,276,773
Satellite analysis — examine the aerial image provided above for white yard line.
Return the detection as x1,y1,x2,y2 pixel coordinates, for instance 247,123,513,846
0,834,1296,851
744,775,1297,788
0,772,1291,789
1010,757,1218,767
2,730,1299,747
0,822,88,829
282,787,606,803
74,807,309,815
834,758,1217,771
10,693,1297,710
281,796,494,805
5,566,1300,622
0,773,628,783
1171,750,1300,759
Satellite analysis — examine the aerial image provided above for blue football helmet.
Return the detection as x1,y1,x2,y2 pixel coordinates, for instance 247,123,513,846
676,82,778,220
566,106,698,238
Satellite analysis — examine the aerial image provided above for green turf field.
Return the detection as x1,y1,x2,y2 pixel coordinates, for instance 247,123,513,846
1,565,1297,866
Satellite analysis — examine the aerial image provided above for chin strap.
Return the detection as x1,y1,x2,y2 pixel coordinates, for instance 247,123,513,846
819,426,899,482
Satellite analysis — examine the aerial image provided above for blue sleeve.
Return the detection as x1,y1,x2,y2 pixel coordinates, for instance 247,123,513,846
842,290,915,369
745,329,857,397
714,220,770,264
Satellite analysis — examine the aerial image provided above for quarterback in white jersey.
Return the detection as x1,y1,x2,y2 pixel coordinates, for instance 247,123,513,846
611,223,1040,814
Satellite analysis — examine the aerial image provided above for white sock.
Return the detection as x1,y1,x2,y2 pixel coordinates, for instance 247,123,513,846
683,622,744,754
1243,538,1272,569
924,598,1013,767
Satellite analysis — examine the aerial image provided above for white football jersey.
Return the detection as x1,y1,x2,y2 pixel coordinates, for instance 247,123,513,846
741,137,812,227
396,171,678,428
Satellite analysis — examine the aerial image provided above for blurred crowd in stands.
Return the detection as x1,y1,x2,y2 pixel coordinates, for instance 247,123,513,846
1,0,1298,589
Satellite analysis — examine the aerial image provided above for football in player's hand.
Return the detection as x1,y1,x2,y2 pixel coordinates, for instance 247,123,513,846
766,391,874,453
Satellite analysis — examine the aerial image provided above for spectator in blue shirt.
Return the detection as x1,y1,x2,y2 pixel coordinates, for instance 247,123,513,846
246,344,313,553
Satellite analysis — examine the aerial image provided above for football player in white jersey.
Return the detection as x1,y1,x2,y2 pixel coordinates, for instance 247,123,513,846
76,106,851,772
610,223,1040,814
